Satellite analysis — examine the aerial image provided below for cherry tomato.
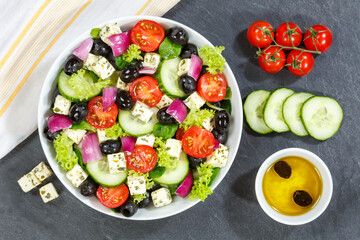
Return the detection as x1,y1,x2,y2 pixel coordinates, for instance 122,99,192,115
275,22,302,48
176,127,185,141
126,145,157,173
258,46,286,73
96,184,129,208
303,25,333,53
86,96,118,129
247,21,274,48
197,73,227,102
182,126,215,158
286,50,314,76
130,20,165,52
129,76,163,107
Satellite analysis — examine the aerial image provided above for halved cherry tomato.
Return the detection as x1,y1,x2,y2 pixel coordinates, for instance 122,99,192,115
126,145,157,173
247,21,274,48
198,73,227,102
130,20,165,52
275,22,302,48
176,127,185,141
258,46,286,73
182,126,215,158
86,96,118,129
129,76,163,107
286,50,314,76
96,184,129,208
303,25,333,53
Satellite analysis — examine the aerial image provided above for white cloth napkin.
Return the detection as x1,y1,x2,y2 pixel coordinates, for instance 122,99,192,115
0,0,180,159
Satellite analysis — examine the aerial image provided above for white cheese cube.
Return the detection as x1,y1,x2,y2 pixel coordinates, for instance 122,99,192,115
177,58,191,76
97,129,115,143
142,53,161,69
84,53,115,79
136,134,155,147
131,101,153,123
165,139,182,159
116,76,130,91
156,95,173,109
183,92,206,109
66,163,88,187
202,117,214,132
31,162,53,182
99,23,122,45
127,175,147,196
107,152,126,174
18,172,41,193
206,144,229,168
39,183,59,203
64,129,87,144
151,187,172,207
53,95,71,115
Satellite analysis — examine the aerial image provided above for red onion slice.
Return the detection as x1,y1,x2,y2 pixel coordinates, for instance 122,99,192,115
138,68,157,75
48,114,72,133
72,38,93,61
214,139,221,149
175,171,194,198
121,136,136,153
81,133,103,163
107,31,131,57
188,54,203,81
102,87,117,111
166,99,188,123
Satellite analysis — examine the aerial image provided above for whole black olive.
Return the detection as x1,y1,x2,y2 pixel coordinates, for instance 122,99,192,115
91,38,112,57
69,102,88,124
211,128,228,143
188,155,206,169
115,90,135,110
100,140,121,155
79,179,98,196
274,161,292,179
168,27,189,45
178,75,197,94
64,55,83,75
157,107,176,124
43,126,60,142
121,65,140,83
214,110,230,132
180,43,198,59
120,198,138,217
293,190,313,207
137,191,152,208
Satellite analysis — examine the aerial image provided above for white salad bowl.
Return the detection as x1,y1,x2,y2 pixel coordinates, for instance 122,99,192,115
38,16,242,220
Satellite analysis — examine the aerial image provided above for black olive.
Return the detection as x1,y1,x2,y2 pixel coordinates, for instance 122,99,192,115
115,90,135,110
64,55,83,75
211,128,228,143
168,27,189,45
199,65,208,77
180,43,198,59
79,179,98,196
100,140,121,155
120,198,138,217
149,182,162,192
133,60,143,70
200,101,221,111
209,101,222,108
178,75,197,94
188,155,206,169
137,191,152,208
293,190,313,207
274,161,292,179
51,86,61,104
91,38,112,58
69,102,88,124
121,65,140,83
214,110,230,132
43,126,60,142
157,107,176,124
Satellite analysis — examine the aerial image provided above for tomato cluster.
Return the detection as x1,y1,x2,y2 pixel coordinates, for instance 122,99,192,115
247,21,333,76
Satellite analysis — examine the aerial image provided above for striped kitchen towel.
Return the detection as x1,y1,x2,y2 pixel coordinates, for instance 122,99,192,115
0,0,180,159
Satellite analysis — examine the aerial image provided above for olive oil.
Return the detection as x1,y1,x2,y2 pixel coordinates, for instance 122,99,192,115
262,156,323,216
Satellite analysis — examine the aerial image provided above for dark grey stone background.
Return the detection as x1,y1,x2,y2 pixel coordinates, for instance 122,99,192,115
1,0,359,239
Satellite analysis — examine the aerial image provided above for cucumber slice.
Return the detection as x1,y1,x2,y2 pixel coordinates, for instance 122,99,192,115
263,88,294,132
283,92,314,136
156,57,187,98
118,109,158,137
86,158,127,187
153,151,189,185
301,96,343,140
244,90,273,134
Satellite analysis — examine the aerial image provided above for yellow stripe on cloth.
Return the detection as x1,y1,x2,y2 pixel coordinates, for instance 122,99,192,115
136,0,153,15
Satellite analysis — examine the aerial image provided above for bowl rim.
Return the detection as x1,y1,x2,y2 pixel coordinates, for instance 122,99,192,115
37,15,243,220
255,147,333,225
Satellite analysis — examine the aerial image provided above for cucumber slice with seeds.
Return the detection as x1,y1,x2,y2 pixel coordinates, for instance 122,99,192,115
86,158,127,187
118,109,158,137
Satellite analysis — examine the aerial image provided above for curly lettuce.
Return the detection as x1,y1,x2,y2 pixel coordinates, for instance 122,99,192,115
122,44,143,62
198,46,226,74
105,123,126,139
128,170,154,203
190,162,214,201
53,133,78,171
180,106,215,131
154,137,178,169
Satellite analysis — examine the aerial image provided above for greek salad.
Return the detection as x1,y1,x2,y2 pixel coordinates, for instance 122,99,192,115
44,19,232,217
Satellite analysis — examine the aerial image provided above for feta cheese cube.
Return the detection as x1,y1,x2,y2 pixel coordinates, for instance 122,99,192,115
127,175,147,196
136,134,155,147
97,129,115,143
206,144,229,168
64,129,87,144
165,139,182,159
84,53,115,79
183,92,206,109
116,76,130,91
108,152,126,174
202,117,214,132
142,53,161,69
156,95,173,109
151,187,172,207
31,162,53,182
99,23,122,45
131,101,153,123
66,163,88,187
53,95,71,115
18,172,41,193
177,58,191,76
39,183,59,203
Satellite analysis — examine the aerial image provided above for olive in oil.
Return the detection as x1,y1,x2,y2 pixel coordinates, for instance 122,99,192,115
262,156,323,216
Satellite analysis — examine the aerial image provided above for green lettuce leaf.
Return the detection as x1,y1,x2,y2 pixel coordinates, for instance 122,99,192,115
159,37,182,59
154,137,178,169
122,44,143,63
190,162,214,201
180,105,215,131
68,69,94,101
71,120,96,132
90,28,101,38
105,123,126,139
53,133,78,171
198,46,226,74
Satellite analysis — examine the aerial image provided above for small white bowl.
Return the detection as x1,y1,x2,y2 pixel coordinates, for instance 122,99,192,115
255,148,333,225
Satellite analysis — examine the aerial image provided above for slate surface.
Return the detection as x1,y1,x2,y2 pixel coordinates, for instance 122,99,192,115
1,0,359,239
